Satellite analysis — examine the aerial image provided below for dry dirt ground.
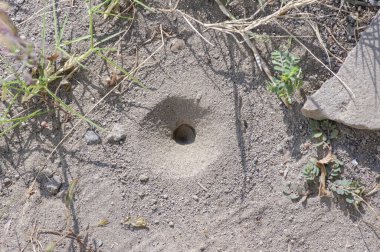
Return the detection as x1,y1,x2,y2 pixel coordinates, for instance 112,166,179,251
1,0,380,251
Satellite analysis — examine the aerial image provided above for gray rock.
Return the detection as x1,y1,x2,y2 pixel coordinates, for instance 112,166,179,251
139,174,149,183
107,124,127,143
44,175,62,195
351,159,359,167
168,221,174,227
302,12,380,130
84,130,101,145
95,239,103,248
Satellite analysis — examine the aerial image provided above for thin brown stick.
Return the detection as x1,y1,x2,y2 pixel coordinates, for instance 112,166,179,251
326,27,349,52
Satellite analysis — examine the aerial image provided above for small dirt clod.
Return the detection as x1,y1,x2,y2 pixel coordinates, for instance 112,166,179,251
139,174,149,183
107,124,127,143
170,39,185,53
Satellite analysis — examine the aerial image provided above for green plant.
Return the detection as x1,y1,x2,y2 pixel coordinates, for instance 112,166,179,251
302,158,319,181
0,1,142,137
330,179,365,206
0,3,101,136
283,182,308,200
309,120,339,147
326,158,343,180
302,157,342,182
300,155,365,207
302,157,343,183
267,50,303,105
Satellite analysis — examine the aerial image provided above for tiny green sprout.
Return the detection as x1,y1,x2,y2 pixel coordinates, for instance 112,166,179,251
283,182,308,200
302,156,344,186
309,120,339,147
330,179,365,206
326,158,343,181
302,158,319,182
267,50,303,106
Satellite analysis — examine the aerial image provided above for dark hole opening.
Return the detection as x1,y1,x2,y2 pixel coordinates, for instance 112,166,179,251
173,124,196,145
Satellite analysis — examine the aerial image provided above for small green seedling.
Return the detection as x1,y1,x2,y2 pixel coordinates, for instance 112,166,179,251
309,120,339,147
283,182,308,200
330,179,364,206
1,1,142,137
267,50,303,106
300,156,364,207
302,158,319,182
302,156,343,182
326,158,343,180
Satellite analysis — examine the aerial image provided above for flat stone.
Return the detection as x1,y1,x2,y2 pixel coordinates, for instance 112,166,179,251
302,12,380,130
95,239,103,248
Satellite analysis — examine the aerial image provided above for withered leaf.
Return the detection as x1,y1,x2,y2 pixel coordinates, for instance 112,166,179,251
47,53,59,62
97,219,110,227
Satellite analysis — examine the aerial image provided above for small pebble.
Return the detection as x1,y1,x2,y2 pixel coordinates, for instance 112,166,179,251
377,146,380,152
192,195,199,201
351,159,358,167
40,121,49,128
84,130,101,145
168,221,174,227
276,145,283,153
4,178,12,187
95,239,103,248
196,93,202,102
162,194,168,199
139,174,149,183
15,174,20,180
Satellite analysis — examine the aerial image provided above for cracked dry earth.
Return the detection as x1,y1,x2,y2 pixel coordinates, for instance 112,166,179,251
1,1,380,251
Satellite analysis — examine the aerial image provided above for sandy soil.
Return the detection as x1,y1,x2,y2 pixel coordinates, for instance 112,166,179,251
1,1,380,251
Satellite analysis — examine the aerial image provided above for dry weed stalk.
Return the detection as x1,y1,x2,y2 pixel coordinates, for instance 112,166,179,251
206,0,317,33
167,0,355,102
